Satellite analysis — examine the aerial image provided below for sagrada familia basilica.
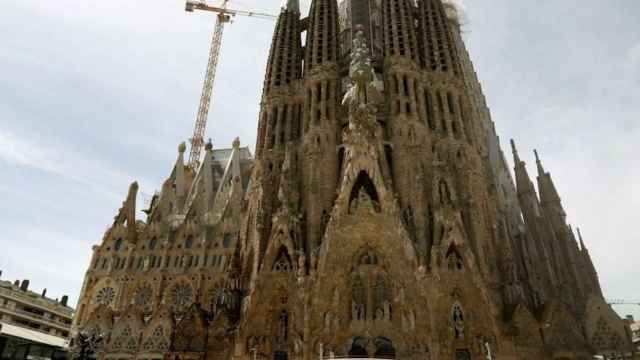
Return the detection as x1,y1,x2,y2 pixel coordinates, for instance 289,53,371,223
70,0,636,359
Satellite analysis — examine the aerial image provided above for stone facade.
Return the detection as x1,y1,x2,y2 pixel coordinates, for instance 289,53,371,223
71,1,636,360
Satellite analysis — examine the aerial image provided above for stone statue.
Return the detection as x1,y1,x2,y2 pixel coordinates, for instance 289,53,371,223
342,27,381,111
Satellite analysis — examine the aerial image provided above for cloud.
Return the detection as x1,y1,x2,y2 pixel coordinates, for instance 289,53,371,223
0,225,93,306
0,127,154,201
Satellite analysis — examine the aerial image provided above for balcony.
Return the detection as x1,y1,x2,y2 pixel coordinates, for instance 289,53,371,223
0,305,71,332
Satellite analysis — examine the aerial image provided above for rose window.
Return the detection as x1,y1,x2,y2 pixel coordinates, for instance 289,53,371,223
95,287,116,306
170,283,194,312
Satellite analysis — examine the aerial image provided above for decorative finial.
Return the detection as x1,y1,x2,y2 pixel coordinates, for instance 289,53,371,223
510,139,520,162
577,227,586,250
233,137,241,149
205,138,213,151
534,149,545,174
178,142,187,154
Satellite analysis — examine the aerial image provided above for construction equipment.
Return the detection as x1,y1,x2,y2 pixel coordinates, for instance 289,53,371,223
185,0,276,170
607,299,640,306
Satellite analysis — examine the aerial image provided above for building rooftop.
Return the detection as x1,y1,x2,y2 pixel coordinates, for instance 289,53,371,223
0,278,74,314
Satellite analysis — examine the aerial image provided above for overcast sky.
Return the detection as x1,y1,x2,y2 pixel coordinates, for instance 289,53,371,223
0,0,638,319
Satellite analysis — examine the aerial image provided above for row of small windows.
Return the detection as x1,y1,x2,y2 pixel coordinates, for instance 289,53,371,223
93,254,227,271
387,73,468,140
111,232,233,253
265,104,303,151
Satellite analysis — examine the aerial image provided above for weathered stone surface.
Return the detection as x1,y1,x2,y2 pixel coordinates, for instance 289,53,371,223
71,1,636,360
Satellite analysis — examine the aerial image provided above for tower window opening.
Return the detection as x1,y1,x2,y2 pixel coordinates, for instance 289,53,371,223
425,90,435,130
278,310,289,341
452,303,465,339
403,76,409,96
447,92,455,114
114,238,123,252
349,171,381,212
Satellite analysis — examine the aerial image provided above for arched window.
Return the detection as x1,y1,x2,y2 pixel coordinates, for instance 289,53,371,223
273,247,292,272
349,337,368,357
452,303,465,339
446,245,464,271
349,171,381,212
274,351,288,360
149,237,157,250
222,233,233,248
439,180,452,205
277,310,288,342
185,236,193,249
374,337,396,358
114,238,123,252
360,252,378,265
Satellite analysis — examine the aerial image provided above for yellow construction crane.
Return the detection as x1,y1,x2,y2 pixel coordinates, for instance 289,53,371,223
185,0,277,170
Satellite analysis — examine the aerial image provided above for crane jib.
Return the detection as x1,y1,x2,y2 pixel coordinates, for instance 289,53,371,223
185,0,277,170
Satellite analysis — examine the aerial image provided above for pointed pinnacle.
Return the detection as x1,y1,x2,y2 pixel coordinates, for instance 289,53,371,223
534,149,545,175
577,227,586,250
281,0,300,13
510,139,521,163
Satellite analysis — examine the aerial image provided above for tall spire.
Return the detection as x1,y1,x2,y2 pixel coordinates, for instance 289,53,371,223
534,149,563,210
263,0,302,92
511,140,536,196
256,3,303,157
511,139,521,163
381,0,419,63
417,0,461,75
534,149,545,176
305,0,339,72
577,227,587,251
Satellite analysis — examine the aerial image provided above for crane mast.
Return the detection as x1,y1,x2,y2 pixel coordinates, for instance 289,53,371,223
185,0,276,170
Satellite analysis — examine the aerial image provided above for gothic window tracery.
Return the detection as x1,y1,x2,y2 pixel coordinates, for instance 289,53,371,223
349,171,381,212
95,287,116,306
446,246,464,271
134,285,153,312
169,283,194,313
142,326,169,352
452,303,465,339
111,326,137,353
273,247,293,272
439,179,452,204
360,252,378,265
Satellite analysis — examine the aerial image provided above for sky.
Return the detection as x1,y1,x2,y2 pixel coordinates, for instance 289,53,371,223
0,0,638,320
